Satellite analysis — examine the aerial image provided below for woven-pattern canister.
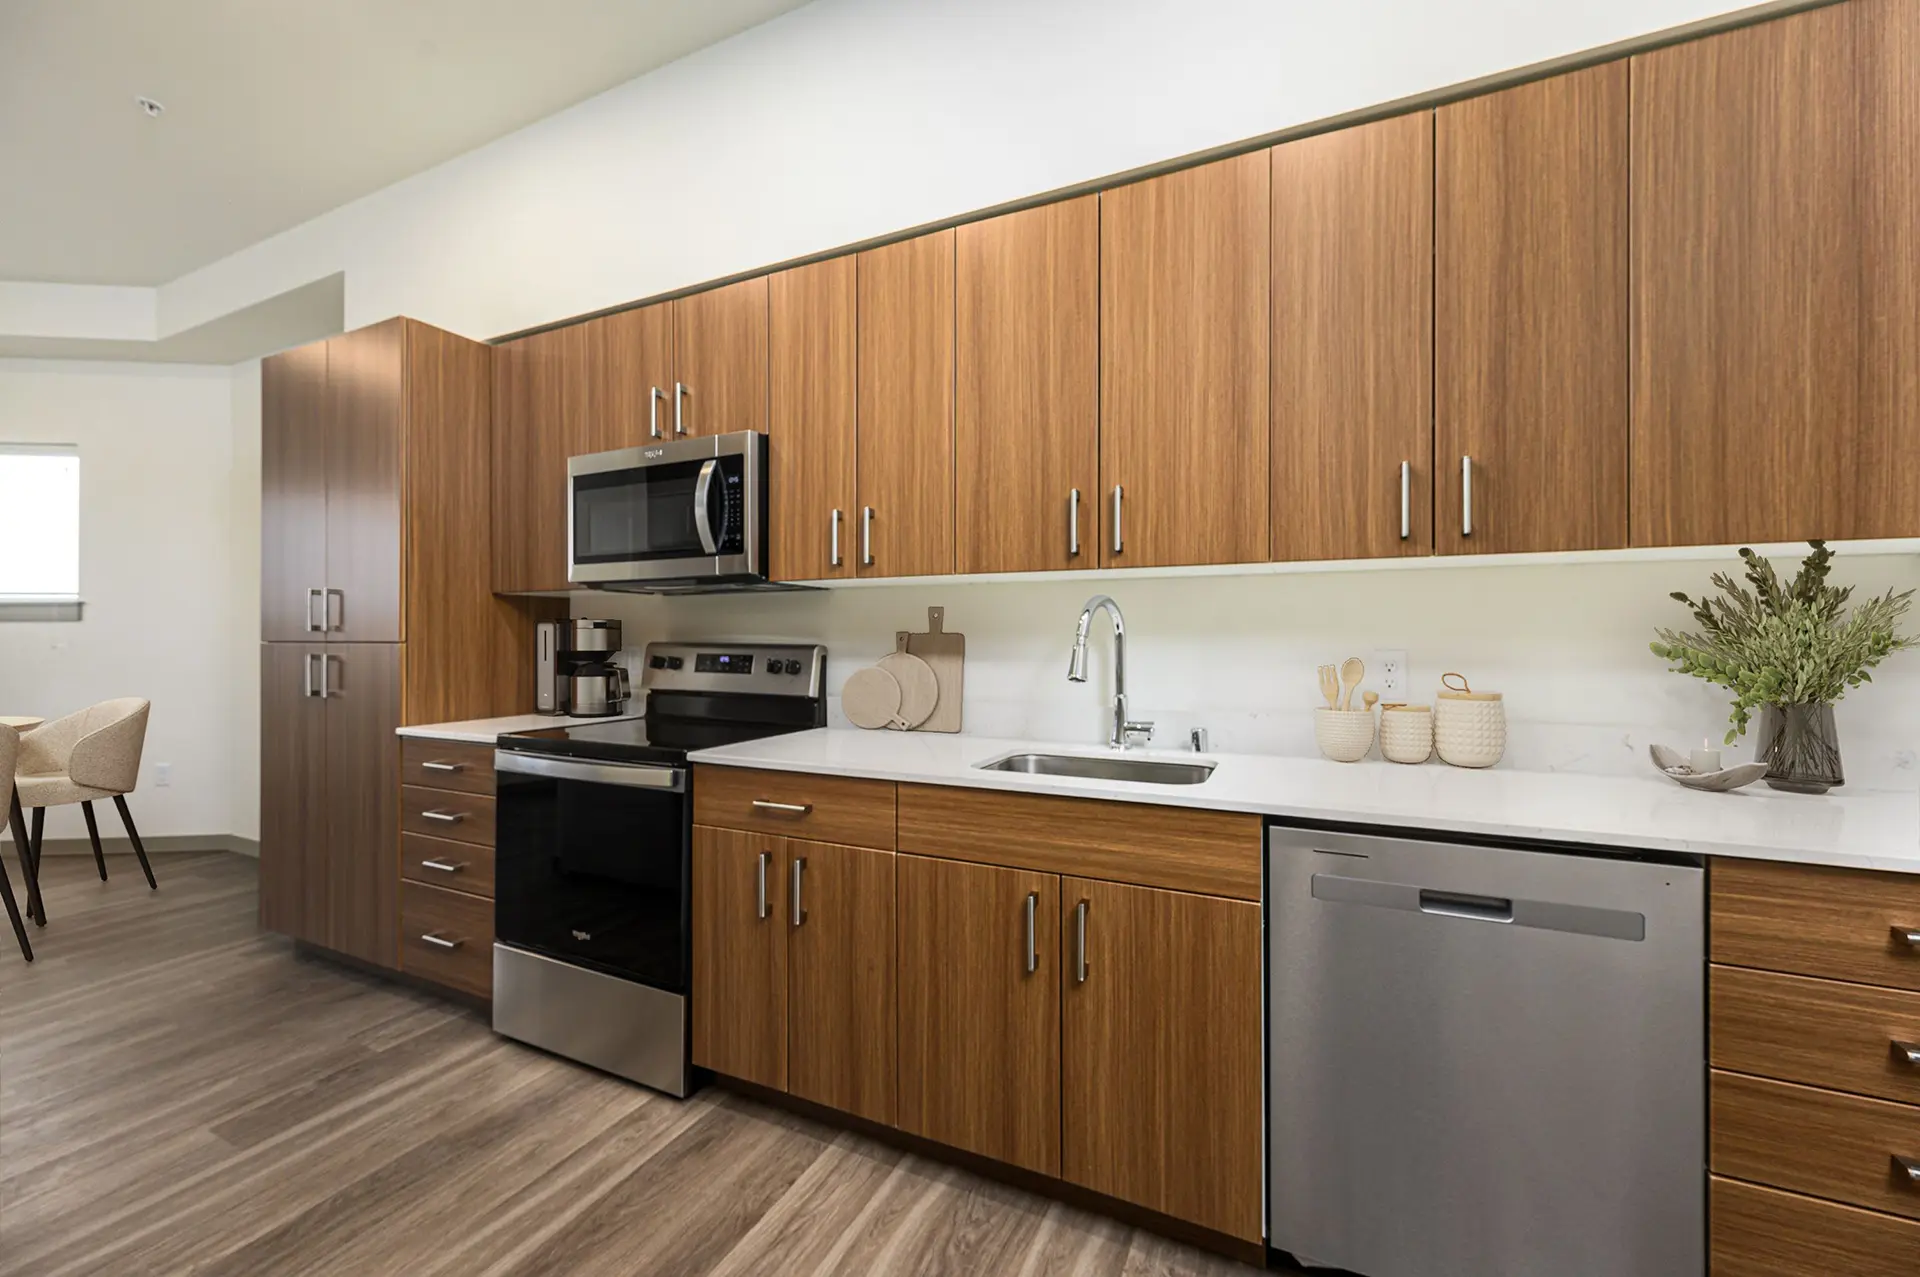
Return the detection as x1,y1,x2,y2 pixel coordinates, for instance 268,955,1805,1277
1314,708,1375,763
1379,704,1434,764
1434,672,1504,768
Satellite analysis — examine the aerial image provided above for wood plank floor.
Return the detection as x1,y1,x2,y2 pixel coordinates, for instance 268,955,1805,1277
0,853,1269,1276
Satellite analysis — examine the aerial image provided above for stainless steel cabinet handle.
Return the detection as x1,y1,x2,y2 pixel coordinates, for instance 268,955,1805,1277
419,858,466,874
791,857,807,927
830,508,842,567
319,653,336,698
1898,1154,1920,1184
1896,926,1920,949
419,933,462,950
420,809,467,824
1460,456,1473,537
1400,461,1411,540
1895,1039,1920,1066
306,587,323,633
650,385,665,439
325,588,343,632
1024,892,1039,975
862,506,874,566
756,851,771,920
674,381,688,435
1069,488,1081,557
1074,900,1090,984
304,652,320,698
751,799,812,815
420,760,467,773
1111,486,1124,554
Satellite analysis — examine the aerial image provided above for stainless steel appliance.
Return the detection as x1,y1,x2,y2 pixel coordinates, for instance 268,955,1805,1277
568,432,791,593
1266,825,1704,1277
492,642,827,1095
535,619,629,717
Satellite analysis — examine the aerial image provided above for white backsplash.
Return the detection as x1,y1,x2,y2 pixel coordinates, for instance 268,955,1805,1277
578,551,1920,793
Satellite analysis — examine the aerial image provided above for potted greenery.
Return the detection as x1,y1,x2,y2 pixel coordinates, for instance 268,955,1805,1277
1650,541,1915,793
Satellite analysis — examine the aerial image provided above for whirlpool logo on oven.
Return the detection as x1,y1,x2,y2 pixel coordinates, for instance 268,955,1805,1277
571,929,592,942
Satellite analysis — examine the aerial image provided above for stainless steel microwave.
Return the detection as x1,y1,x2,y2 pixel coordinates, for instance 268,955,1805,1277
567,432,772,592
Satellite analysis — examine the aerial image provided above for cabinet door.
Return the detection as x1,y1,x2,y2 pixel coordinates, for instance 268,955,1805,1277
1435,63,1629,555
1632,1,1920,546
581,302,674,452
491,326,583,593
261,341,329,642
320,642,401,968
787,839,895,1124
955,198,1098,574
1061,878,1263,1242
1100,153,1269,568
671,277,767,438
259,643,326,940
1272,114,1433,561
897,855,1060,1176
768,259,857,582
691,826,788,1090
324,320,406,640
857,230,955,579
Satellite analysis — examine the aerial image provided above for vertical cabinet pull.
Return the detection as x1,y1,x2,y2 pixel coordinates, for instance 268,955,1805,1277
1068,488,1081,558
756,851,771,921
303,652,320,698
649,386,664,439
324,588,344,632
791,857,807,927
1024,891,1039,974
1073,900,1090,983
306,587,323,632
1460,456,1473,538
861,507,874,566
1399,461,1411,540
830,509,842,567
1111,486,1124,555
674,381,688,435
318,653,335,698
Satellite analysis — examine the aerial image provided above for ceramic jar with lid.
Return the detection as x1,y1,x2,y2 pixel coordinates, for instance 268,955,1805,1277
1434,673,1505,768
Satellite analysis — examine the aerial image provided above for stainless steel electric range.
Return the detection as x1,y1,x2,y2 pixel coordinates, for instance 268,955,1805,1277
490,641,826,1095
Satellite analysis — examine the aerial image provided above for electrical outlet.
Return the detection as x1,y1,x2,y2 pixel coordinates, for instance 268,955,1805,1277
154,762,172,788
1375,650,1408,698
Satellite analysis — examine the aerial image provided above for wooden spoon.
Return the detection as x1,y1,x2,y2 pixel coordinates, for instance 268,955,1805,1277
1338,657,1365,711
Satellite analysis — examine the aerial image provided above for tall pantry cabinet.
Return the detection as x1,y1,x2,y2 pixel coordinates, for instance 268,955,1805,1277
259,317,539,970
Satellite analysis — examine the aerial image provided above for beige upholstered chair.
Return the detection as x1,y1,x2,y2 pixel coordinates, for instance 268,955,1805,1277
16,698,157,897
0,726,35,960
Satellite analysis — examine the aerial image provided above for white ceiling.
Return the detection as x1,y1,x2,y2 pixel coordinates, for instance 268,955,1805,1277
0,0,810,286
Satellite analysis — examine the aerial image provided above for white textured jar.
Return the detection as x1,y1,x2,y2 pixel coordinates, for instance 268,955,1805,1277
1434,675,1505,768
1379,704,1434,764
1314,708,1375,763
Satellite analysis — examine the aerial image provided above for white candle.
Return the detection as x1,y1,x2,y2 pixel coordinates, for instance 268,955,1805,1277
1689,739,1722,774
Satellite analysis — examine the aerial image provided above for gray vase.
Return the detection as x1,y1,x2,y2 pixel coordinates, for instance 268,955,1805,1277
1757,703,1844,794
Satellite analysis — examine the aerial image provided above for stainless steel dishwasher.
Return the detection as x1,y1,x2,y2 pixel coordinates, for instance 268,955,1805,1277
1267,825,1704,1277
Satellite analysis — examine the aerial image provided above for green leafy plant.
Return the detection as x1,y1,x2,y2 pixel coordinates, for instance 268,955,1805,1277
1650,541,1917,744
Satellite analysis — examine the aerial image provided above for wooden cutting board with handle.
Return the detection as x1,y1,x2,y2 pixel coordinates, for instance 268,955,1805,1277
896,606,964,733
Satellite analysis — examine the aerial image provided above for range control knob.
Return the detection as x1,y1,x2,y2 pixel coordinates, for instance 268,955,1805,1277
764,657,783,674
648,655,668,670
666,656,684,670
783,659,804,676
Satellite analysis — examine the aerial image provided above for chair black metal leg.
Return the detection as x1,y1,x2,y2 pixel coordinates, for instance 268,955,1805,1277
81,800,108,881
28,807,46,923
8,792,40,926
0,851,30,962
113,795,157,891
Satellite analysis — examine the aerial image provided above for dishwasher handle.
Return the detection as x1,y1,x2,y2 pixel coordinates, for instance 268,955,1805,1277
1419,889,1514,924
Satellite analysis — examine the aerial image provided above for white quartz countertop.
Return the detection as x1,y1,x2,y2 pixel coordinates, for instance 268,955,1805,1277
688,728,1920,874
397,712,640,744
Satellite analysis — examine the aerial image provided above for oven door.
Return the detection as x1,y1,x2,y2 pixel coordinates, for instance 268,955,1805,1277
568,432,763,585
493,752,691,993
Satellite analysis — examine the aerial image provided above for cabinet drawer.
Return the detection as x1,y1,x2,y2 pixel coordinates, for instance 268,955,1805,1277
1712,859,1920,992
401,832,495,899
400,881,493,999
693,766,896,849
897,784,1262,900
1711,1177,1920,1277
400,738,496,795
1712,966,1920,1106
400,785,495,847
1712,1071,1920,1221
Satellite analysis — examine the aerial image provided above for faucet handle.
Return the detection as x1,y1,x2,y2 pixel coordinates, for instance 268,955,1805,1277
1122,720,1156,747
1189,727,1209,753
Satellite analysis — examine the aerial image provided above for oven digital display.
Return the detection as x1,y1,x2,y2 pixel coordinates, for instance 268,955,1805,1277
694,652,756,675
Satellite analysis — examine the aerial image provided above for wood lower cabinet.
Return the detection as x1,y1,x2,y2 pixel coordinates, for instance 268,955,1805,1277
692,825,788,1089
1060,877,1264,1243
787,839,896,1124
1712,1177,1920,1277
258,644,326,937
398,880,494,1000
897,855,1061,1176
769,258,857,582
672,277,768,439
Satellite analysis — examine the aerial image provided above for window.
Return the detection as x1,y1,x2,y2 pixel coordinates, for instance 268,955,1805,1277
0,444,82,620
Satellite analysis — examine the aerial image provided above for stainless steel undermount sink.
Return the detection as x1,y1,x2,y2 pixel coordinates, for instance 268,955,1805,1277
977,752,1215,785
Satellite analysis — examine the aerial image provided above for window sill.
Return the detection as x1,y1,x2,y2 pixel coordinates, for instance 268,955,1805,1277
0,598,83,622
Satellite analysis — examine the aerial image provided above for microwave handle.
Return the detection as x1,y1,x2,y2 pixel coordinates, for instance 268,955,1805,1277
692,458,720,554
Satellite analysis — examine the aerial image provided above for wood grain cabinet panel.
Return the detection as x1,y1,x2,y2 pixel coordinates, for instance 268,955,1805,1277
320,643,401,969
323,319,406,641
1711,966,1920,1106
1711,1176,1920,1277
1271,113,1433,561
399,880,494,1000
693,766,896,850
671,277,767,439
857,230,955,579
1100,153,1269,569
402,832,496,899
399,786,495,848
1435,61,1628,555
1061,878,1264,1243
1632,0,1920,546
897,855,1061,1176
768,258,857,582
1712,1071,1920,1221
1712,858,1920,993
261,342,329,642
691,825,788,1090
491,325,585,594
786,839,895,1125
581,302,674,452
258,644,326,939
399,739,497,795
954,198,1098,574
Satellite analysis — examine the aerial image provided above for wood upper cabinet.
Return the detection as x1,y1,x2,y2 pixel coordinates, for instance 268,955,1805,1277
1100,153,1269,569
491,324,585,594
1271,114,1433,561
692,825,788,1090
671,277,768,439
954,198,1098,574
768,258,857,582
1435,62,1629,555
581,302,674,452
1632,0,1920,546
261,342,329,642
897,855,1061,1176
857,230,955,578
787,839,896,1124
1061,878,1264,1243
323,320,405,641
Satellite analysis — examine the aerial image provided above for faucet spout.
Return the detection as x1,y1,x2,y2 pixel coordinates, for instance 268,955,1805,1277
1067,595,1151,750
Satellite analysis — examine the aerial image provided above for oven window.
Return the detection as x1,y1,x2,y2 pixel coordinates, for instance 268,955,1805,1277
573,459,706,564
495,767,689,991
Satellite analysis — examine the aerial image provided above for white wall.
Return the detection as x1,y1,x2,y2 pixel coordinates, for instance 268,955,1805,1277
227,361,262,843
0,360,242,843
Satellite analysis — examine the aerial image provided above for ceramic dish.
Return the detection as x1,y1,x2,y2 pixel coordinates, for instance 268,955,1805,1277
1648,744,1769,792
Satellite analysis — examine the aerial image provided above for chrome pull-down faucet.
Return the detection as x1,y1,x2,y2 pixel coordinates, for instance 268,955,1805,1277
1068,594,1155,750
